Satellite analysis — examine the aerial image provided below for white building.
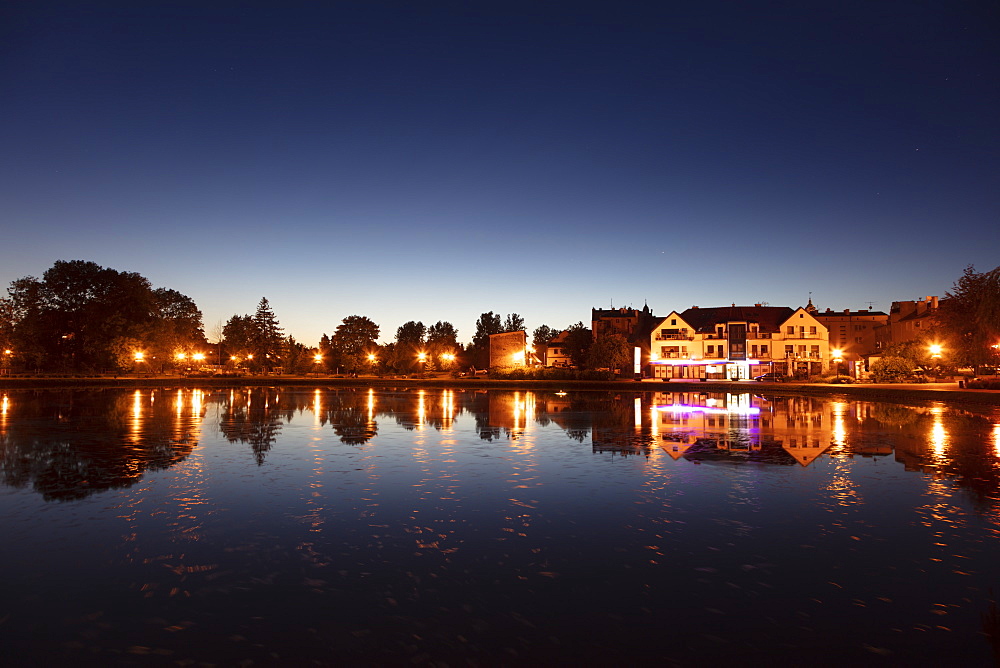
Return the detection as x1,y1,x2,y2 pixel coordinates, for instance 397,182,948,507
648,305,831,380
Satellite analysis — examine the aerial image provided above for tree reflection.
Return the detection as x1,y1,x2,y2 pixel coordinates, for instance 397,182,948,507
217,388,284,465
0,389,198,500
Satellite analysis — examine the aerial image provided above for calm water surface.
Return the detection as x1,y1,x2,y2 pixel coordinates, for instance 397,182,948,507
1,387,1000,666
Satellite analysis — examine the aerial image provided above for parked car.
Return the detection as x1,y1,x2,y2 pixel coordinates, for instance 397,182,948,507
754,372,785,382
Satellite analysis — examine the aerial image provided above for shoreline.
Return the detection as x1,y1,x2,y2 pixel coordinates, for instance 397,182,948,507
2,375,998,405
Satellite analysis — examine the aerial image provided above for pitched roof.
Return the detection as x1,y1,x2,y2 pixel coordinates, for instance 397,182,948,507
678,306,796,333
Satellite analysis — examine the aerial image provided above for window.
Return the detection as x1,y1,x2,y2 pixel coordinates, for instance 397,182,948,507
809,326,817,335
786,326,795,335
671,319,677,326
707,345,715,356
915,321,922,328
810,345,819,357
751,345,758,356
761,345,768,355
785,345,794,355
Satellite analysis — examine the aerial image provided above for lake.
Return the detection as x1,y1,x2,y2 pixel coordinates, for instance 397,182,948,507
1,386,999,666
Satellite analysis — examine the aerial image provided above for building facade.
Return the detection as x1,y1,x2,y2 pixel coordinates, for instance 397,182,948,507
813,307,888,377
647,305,831,380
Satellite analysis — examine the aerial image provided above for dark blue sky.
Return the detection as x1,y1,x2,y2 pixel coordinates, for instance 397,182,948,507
2,1,997,345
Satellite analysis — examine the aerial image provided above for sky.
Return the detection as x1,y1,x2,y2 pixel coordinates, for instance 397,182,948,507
2,0,997,346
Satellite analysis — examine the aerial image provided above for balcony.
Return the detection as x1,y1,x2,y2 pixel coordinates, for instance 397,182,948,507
655,334,694,341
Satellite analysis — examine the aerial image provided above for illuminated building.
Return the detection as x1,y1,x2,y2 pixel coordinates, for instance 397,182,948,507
648,304,831,380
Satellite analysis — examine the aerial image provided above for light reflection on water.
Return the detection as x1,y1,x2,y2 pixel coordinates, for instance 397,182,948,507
0,387,999,665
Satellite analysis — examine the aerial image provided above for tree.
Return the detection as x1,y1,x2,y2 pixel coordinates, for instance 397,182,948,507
426,321,460,371
562,322,593,368
427,321,458,347
333,316,380,372
251,297,284,368
4,260,202,372
223,315,256,365
587,333,633,372
471,312,503,368
938,265,1000,366
870,356,912,382
532,324,556,364
395,321,426,345
503,313,525,333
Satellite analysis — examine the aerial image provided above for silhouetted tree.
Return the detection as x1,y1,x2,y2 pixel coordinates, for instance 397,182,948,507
939,265,1000,366
587,333,632,372
4,260,203,372
503,313,525,333
395,321,426,345
562,322,593,368
333,315,380,372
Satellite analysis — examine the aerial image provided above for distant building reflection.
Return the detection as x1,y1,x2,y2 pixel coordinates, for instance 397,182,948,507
1,388,999,510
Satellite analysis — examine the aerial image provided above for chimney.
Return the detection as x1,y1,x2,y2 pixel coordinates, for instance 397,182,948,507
931,296,938,309
844,309,850,314
754,303,761,307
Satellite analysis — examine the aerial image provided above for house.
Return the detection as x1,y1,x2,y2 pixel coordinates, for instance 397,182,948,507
647,304,831,380
544,330,574,368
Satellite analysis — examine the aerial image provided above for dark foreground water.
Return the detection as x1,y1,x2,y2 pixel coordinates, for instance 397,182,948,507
1,387,1000,666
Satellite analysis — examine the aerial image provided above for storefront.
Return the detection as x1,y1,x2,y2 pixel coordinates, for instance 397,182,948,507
649,359,770,380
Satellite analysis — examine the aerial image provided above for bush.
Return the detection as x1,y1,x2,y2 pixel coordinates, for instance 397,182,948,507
488,367,616,381
967,379,1000,390
870,356,912,382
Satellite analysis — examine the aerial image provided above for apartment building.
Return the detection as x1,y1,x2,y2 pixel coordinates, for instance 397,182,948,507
648,304,831,380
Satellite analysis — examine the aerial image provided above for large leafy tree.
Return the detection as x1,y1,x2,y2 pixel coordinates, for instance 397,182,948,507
223,315,256,364
470,312,504,368
587,333,633,372
4,260,203,372
395,321,426,345
562,322,593,368
938,265,1000,366
503,313,525,333
426,320,460,370
427,321,458,347
333,316,380,372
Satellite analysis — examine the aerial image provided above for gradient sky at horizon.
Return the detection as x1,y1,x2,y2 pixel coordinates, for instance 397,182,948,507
2,1,997,345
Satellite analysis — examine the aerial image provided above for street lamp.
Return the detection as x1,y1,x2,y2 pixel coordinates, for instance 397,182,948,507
929,344,943,378
417,351,427,374
832,348,844,382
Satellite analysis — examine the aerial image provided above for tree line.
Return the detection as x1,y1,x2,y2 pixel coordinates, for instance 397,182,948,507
2,259,998,375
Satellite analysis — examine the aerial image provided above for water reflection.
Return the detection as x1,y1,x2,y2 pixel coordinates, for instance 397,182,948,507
2,387,1000,665
0,389,203,500
1,387,999,511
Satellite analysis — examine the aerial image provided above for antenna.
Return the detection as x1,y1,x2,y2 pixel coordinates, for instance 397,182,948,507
866,300,876,309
